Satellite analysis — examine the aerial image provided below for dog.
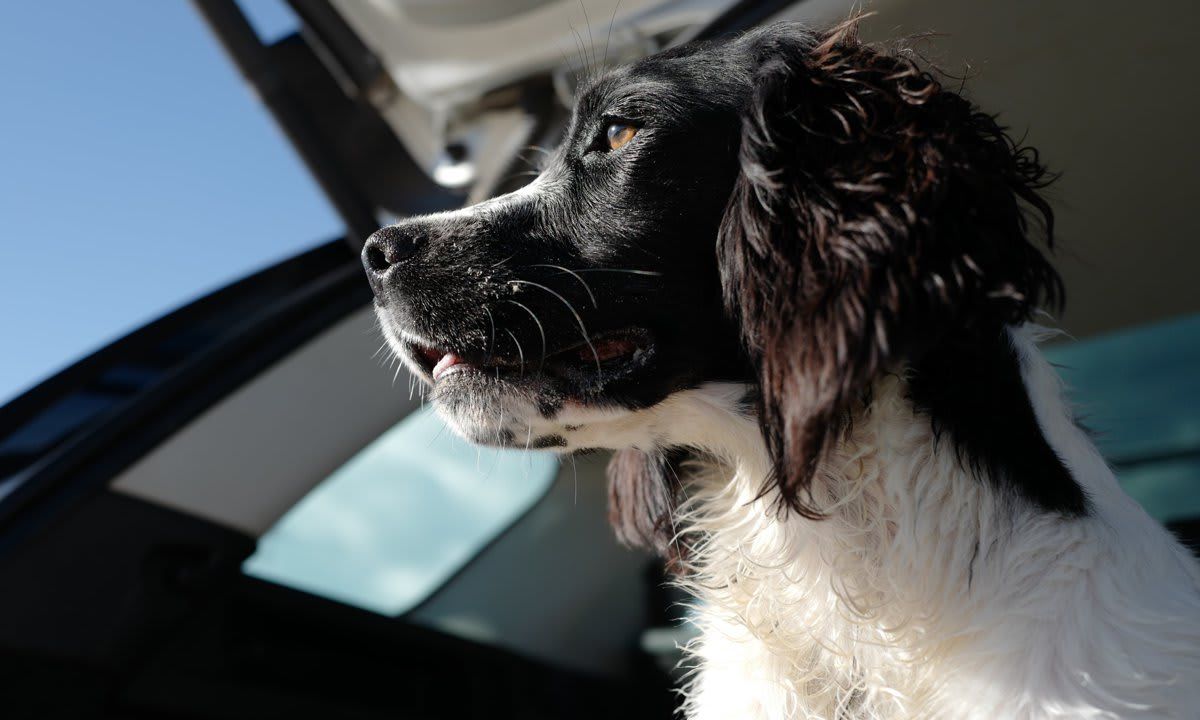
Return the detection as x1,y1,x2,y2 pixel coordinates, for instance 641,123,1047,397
362,20,1200,719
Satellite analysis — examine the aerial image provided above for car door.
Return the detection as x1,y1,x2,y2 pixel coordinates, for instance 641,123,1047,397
0,2,778,716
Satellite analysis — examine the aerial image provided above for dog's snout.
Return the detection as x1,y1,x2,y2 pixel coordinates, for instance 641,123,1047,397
362,224,424,276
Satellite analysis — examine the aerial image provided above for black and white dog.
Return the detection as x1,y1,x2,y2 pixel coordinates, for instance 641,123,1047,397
363,21,1200,719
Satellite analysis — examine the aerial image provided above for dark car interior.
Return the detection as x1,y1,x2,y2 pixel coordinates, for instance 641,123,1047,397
1,1,1197,718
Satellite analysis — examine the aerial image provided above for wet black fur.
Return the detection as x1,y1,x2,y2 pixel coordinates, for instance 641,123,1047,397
909,325,1084,515
363,20,1086,560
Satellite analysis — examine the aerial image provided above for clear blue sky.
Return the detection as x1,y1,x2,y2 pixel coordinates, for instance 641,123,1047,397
0,1,343,406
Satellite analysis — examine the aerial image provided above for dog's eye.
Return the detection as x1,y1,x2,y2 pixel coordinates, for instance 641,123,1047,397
606,123,638,151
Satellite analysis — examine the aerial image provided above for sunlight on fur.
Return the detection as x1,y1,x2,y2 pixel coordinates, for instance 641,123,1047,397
661,329,1200,719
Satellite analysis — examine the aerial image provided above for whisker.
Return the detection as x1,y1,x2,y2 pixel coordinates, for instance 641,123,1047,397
428,418,450,448
503,328,526,377
484,444,502,480
485,406,506,480
556,44,579,83
571,454,579,505
571,267,662,276
504,299,548,369
510,279,602,376
392,359,404,387
515,147,550,173
603,0,623,67
523,266,663,277
567,22,590,77
579,0,596,70
482,305,497,360
529,263,598,308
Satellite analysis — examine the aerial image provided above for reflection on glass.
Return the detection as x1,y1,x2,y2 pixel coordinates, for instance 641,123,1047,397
244,407,557,615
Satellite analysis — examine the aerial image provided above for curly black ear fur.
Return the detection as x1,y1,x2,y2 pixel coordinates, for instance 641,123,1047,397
607,448,690,570
718,20,1063,516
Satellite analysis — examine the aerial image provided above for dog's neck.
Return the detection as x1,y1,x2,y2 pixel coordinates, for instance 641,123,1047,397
648,326,1200,719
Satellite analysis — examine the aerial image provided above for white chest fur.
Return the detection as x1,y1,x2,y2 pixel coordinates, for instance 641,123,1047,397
657,330,1200,720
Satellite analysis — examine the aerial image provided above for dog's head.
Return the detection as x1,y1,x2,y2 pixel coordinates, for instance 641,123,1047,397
365,20,1060,537
364,27,757,450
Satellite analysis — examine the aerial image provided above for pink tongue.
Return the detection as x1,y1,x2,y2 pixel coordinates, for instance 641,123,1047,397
432,352,464,380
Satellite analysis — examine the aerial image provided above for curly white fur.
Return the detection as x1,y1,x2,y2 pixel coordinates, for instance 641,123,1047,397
645,328,1200,719
414,320,1200,717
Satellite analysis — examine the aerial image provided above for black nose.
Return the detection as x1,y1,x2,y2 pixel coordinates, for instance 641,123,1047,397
362,224,424,276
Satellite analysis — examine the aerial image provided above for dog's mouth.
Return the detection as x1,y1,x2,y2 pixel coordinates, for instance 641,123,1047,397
405,327,653,389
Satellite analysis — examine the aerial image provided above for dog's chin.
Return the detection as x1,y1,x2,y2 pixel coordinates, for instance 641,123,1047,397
396,327,657,450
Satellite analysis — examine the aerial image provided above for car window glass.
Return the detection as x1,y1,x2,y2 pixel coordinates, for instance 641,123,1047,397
1044,313,1200,524
244,406,558,615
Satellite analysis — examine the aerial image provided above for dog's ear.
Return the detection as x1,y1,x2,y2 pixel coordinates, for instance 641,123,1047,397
607,448,687,570
718,20,1062,515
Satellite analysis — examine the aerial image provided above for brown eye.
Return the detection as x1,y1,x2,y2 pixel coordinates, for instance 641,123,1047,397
606,123,638,150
